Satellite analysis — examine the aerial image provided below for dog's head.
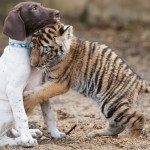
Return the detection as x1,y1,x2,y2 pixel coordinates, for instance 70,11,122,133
3,2,60,41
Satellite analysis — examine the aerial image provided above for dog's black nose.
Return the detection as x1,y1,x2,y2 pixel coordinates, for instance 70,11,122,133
49,10,60,18
54,10,60,17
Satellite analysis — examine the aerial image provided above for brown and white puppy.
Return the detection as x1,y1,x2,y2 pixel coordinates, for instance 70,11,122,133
3,2,60,40
0,2,64,147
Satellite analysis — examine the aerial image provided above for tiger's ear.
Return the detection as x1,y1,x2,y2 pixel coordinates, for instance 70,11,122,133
55,25,73,46
60,25,73,40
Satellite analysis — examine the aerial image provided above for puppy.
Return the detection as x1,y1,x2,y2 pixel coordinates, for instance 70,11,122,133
0,2,64,147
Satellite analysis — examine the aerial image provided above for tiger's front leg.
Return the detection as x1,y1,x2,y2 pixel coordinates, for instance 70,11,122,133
23,80,69,114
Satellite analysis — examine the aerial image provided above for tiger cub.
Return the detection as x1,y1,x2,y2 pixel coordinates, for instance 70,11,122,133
24,23,150,138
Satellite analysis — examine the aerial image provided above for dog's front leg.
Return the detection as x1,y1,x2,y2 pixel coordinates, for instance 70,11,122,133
6,84,37,147
5,56,38,147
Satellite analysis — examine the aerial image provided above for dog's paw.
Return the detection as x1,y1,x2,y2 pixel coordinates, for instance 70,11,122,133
49,131,66,139
20,132,38,147
29,129,43,138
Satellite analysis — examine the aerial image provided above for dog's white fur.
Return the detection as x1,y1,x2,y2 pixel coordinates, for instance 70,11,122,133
0,37,65,147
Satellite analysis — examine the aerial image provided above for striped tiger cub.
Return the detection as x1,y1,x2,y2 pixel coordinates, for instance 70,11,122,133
24,23,150,138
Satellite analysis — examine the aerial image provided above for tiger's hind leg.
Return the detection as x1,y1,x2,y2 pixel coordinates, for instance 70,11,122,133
88,123,125,138
88,98,144,138
127,112,144,137
114,107,144,138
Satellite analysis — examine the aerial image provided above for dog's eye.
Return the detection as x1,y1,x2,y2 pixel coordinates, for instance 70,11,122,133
32,5,38,10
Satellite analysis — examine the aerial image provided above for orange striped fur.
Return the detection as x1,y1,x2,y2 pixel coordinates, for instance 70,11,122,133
24,23,150,138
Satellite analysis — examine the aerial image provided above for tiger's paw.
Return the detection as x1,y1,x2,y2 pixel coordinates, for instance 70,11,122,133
23,91,36,114
87,128,119,138
87,130,100,138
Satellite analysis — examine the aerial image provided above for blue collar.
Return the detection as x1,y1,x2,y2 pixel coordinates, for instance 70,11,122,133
9,41,31,49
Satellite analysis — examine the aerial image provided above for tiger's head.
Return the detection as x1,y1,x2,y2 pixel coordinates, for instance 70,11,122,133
31,23,73,69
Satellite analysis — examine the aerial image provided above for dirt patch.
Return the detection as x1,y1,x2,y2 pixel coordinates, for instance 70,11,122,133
1,24,150,150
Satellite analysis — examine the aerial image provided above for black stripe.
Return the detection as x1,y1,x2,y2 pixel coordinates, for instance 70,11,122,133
91,42,96,56
88,81,95,96
102,95,123,117
48,76,58,80
73,40,81,60
92,47,109,84
88,57,99,96
79,41,87,83
95,65,101,84
84,42,93,80
101,80,123,103
38,38,44,47
130,115,143,128
43,36,49,43
60,46,64,53
95,47,111,94
105,56,119,91
90,56,99,79
101,65,132,105
59,39,81,83
101,51,114,93
84,42,96,87
32,34,39,38
101,79,126,114
106,101,129,118
96,66,106,94
89,42,94,58
47,27,56,34
58,62,71,82
116,75,137,98
58,48,78,82
123,111,136,125
114,108,129,122
75,40,86,85
60,74,71,84
46,33,52,40
105,77,132,105
67,76,72,88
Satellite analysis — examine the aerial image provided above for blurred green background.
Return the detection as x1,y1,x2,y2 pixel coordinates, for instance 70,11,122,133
0,0,150,58
1,0,150,27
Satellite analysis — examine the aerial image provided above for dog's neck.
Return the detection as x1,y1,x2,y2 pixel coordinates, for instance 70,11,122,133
9,36,32,49
9,36,32,44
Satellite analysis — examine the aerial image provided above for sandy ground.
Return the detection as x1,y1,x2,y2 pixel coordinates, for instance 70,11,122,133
1,24,150,150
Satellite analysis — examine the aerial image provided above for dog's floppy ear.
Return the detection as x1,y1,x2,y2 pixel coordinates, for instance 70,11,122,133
3,9,26,41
